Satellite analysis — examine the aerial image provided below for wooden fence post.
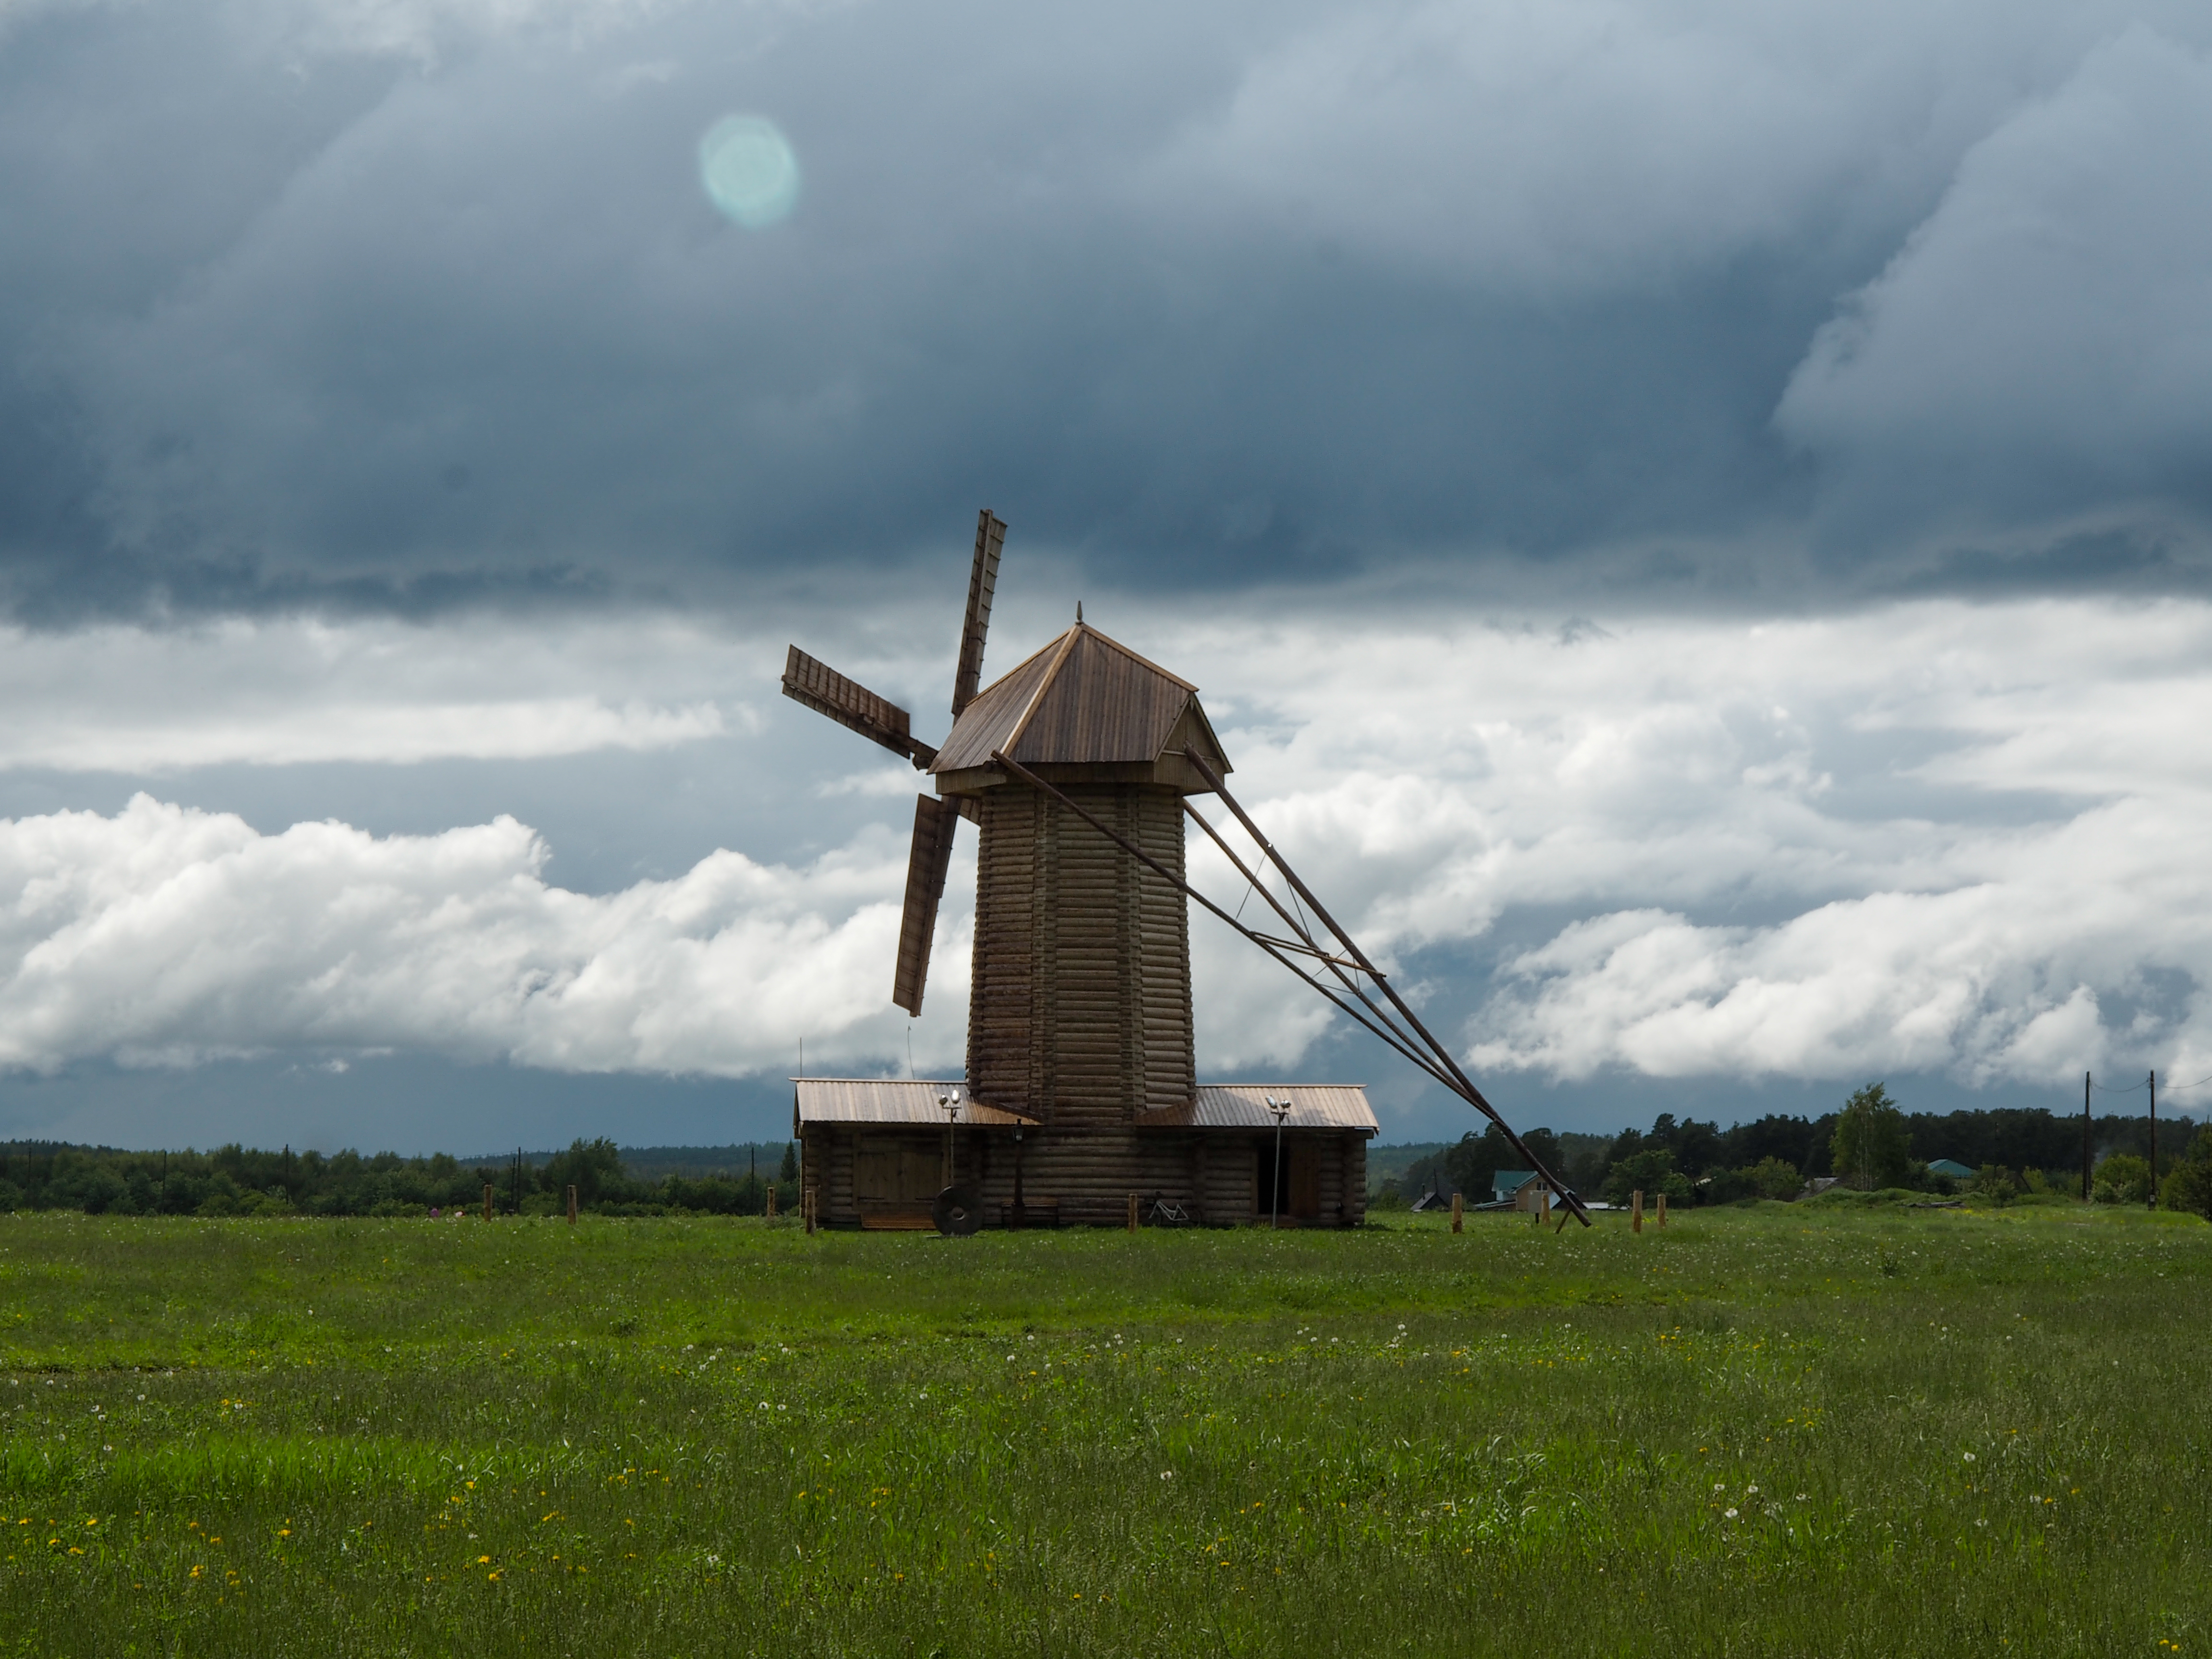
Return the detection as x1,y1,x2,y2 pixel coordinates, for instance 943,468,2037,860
1450,1191,1463,1234
803,1187,816,1234
1127,1192,1139,1232
1631,1190,1644,1233
566,1185,578,1225
482,1183,493,1223
1537,1187,1551,1225
1657,1192,1667,1227
766,1184,778,1221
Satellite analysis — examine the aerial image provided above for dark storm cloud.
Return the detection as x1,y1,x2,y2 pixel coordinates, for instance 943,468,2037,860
3,0,2212,619
1779,28,2212,564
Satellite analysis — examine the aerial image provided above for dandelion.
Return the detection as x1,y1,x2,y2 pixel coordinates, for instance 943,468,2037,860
1963,1452,1976,1463
1724,1507,1739,1519
1161,1470,1174,1480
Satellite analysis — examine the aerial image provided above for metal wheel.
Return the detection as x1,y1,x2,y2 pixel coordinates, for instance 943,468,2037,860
933,1184,982,1236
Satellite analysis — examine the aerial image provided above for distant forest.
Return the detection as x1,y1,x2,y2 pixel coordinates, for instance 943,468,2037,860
1382,1105,2202,1207
1,1107,2200,1218
0,1137,797,1218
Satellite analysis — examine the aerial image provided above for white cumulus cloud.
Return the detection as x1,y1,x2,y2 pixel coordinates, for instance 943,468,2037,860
2,592,2210,1098
1163,595,2212,1090
0,793,952,1075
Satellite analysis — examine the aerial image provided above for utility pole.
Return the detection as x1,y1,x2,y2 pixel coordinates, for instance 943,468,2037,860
2149,1072,2158,1211
2083,1071,2092,1202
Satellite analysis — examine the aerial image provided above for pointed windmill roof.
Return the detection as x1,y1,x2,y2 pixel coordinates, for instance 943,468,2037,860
930,623,1232,776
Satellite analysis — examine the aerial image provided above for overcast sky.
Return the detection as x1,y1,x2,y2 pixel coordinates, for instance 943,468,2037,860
2,0,2210,1152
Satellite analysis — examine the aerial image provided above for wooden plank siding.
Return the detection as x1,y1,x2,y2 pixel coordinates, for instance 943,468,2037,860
927,640,1067,774
930,624,1228,779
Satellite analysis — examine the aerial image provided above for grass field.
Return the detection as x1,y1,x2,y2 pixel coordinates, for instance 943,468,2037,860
0,1202,2207,1657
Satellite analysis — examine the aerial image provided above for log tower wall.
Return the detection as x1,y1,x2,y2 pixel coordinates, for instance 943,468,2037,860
968,783,1193,1125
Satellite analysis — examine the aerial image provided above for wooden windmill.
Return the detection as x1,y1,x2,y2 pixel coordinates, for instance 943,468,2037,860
783,510,1585,1231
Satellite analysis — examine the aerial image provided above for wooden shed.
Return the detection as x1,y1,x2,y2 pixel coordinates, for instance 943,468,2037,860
797,1079,1376,1229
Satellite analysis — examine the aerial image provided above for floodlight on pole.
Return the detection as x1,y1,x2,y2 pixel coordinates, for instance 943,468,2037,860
1265,1095,1292,1229
938,1085,963,1187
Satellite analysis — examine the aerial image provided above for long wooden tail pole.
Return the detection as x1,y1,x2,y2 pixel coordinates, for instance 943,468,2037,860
985,751,1463,1094
987,746,1590,1227
1181,799,1441,1074
1178,748,1590,1227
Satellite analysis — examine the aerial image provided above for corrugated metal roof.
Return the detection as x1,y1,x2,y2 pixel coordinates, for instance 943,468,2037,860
1135,1084,1378,1133
793,1079,1038,1128
932,624,1223,774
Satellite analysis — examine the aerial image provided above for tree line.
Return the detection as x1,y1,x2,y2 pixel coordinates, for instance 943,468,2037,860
0,1137,800,1218
1381,1086,2212,1212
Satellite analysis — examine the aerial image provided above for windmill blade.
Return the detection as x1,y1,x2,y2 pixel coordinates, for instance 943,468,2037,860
781,645,938,768
892,793,961,1015
950,510,1007,716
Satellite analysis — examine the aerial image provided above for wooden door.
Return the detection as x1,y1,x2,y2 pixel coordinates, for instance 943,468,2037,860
855,1137,941,1201
1288,1141,1322,1220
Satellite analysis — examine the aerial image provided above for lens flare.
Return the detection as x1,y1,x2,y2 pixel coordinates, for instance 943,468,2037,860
698,115,800,228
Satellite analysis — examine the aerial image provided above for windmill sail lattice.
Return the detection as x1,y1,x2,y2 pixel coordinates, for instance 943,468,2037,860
781,512,1006,1014
780,647,936,768
952,511,1005,717
892,793,960,1015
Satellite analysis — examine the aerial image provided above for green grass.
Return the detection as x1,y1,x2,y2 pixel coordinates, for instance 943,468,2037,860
1,1203,2208,1656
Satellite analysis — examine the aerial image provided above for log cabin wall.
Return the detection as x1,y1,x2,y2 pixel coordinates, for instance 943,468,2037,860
969,782,1193,1126
805,1125,1363,1227
1322,1134,1363,1222
1199,1136,1257,1224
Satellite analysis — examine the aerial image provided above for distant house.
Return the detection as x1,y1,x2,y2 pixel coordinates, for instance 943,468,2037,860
1408,1176,1458,1213
1927,1158,1975,1180
1492,1169,1535,1203
1479,1171,1570,1213
1801,1176,1845,1198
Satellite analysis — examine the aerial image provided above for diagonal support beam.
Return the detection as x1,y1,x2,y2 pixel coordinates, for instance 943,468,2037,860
987,751,1461,1093
1178,748,1588,1226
